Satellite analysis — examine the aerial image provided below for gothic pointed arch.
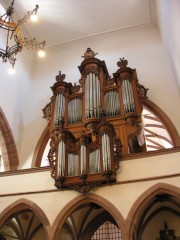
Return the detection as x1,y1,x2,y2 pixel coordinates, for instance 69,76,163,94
51,193,127,240
0,107,19,171
127,183,180,240
0,198,51,240
32,125,49,167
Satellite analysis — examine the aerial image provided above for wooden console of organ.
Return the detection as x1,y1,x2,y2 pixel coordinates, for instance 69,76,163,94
43,48,148,192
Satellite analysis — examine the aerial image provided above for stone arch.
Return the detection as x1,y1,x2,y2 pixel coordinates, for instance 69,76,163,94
31,125,49,167
51,193,127,240
0,198,51,239
126,182,180,240
0,107,19,170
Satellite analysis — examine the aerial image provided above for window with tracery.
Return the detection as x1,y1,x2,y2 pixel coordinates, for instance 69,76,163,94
56,203,125,240
91,221,124,240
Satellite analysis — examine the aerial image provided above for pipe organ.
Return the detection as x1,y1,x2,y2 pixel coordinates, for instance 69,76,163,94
43,48,148,192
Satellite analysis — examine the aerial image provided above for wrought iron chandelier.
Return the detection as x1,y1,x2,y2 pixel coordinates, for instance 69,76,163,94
0,0,46,69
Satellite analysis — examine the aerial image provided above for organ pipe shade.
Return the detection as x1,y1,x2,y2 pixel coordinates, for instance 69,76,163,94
54,93,65,126
89,149,100,174
68,154,79,176
57,141,66,176
102,134,111,170
80,145,86,174
122,79,135,114
104,91,120,117
68,98,82,124
85,73,101,119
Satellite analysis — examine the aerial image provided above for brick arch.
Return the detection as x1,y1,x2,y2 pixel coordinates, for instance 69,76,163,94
0,198,51,239
126,183,180,240
51,193,127,240
0,107,19,170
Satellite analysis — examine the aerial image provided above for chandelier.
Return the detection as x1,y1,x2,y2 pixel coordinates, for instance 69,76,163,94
0,0,46,69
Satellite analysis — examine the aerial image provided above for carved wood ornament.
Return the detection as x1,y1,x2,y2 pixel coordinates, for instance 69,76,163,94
43,48,148,193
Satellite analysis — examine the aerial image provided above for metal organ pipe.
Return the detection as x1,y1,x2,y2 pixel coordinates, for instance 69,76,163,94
102,134,111,170
80,145,86,174
96,75,100,117
57,141,66,176
85,73,100,119
122,79,135,114
68,153,79,176
89,149,100,173
104,91,120,117
54,93,65,126
68,98,82,124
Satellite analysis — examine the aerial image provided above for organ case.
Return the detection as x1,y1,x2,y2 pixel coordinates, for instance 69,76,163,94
43,48,148,192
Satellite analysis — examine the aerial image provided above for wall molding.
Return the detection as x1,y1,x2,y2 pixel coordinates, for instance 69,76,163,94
0,173,179,198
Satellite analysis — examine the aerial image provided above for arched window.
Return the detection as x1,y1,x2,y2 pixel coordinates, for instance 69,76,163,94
56,203,125,240
142,107,173,151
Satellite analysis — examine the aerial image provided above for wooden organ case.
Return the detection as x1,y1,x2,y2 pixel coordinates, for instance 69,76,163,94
43,48,148,193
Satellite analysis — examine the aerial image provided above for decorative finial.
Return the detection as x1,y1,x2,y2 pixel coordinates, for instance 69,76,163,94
82,48,98,59
56,71,66,82
117,58,128,68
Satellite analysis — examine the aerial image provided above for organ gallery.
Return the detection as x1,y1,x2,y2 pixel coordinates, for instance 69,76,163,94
43,48,148,192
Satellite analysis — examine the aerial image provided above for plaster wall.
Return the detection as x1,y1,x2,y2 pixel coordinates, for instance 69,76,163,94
19,26,180,169
0,151,179,225
0,177,179,226
155,0,180,92
0,48,34,157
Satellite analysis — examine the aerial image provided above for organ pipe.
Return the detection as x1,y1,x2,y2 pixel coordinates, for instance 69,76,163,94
57,141,66,176
54,93,65,126
89,149,100,174
85,73,100,119
68,98,82,124
102,134,111,170
68,153,79,176
122,79,135,114
80,145,86,174
104,91,120,117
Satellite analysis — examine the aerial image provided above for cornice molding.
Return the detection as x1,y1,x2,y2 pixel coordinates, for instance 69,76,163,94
0,147,179,177
47,23,156,50
0,173,179,198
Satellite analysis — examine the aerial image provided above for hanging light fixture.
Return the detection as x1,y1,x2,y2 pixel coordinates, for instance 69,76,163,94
0,0,46,69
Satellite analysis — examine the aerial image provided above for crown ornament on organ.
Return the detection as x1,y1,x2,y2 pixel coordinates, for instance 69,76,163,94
43,48,148,193
82,47,98,59
56,71,66,82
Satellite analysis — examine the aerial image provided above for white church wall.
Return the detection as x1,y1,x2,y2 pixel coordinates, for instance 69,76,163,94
0,49,34,158
155,0,180,92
